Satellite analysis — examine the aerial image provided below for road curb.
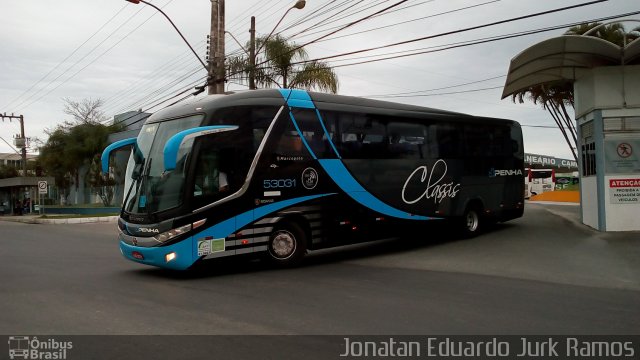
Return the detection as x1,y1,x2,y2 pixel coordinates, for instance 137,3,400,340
0,215,119,224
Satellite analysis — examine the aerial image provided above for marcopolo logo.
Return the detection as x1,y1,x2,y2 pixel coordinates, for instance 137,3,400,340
8,336,72,360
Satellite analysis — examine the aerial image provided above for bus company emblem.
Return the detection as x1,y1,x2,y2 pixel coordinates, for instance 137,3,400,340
139,228,160,234
302,167,319,190
489,168,523,177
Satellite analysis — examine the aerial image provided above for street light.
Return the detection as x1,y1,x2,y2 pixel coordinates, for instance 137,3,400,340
254,0,306,56
249,0,305,89
125,0,208,72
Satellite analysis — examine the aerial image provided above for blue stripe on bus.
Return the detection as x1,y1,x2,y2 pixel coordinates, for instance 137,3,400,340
279,88,315,109
318,159,431,221
278,89,425,220
288,111,317,160
121,193,336,270
315,108,341,159
191,193,336,245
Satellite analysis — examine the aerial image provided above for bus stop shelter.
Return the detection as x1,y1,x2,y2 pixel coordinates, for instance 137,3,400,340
0,176,55,215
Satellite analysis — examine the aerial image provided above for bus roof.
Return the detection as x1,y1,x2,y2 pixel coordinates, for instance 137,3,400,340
145,89,518,126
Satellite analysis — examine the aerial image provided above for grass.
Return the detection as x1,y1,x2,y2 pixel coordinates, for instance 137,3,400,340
38,213,118,219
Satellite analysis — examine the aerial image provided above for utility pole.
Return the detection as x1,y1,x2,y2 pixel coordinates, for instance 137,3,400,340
208,0,226,94
249,16,256,90
1,113,28,176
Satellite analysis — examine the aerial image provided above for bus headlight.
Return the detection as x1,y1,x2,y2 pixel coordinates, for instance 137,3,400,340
154,224,192,243
165,252,177,262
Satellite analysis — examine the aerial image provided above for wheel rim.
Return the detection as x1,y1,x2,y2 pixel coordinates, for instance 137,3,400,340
270,230,296,259
466,210,479,232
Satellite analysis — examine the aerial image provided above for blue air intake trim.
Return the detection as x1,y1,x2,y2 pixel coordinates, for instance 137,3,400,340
318,159,431,221
163,125,237,171
101,137,136,174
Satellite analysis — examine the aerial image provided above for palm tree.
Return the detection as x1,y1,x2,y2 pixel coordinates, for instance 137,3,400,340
228,34,339,93
510,22,639,161
565,22,639,46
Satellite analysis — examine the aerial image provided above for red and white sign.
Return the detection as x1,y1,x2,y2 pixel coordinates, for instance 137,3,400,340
609,178,640,204
609,179,640,188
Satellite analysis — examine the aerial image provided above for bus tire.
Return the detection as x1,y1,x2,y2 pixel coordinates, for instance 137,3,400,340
459,205,482,238
267,222,307,266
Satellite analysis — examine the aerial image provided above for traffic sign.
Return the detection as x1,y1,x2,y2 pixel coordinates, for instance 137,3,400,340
38,181,48,194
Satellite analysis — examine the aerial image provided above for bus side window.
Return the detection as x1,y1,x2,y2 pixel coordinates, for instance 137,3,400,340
272,111,305,158
434,123,462,158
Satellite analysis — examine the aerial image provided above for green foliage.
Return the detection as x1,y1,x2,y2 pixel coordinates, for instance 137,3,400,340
0,164,19,179
228,34,339,93
38,98,121,203
565,22,639,47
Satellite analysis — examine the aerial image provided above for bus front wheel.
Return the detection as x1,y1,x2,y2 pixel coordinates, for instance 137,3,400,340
267,222,307,266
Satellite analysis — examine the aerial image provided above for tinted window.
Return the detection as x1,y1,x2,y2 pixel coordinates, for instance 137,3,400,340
433,123,463,158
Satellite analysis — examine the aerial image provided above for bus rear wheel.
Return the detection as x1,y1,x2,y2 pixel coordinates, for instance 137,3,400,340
459,206,482,238
267,222,307,266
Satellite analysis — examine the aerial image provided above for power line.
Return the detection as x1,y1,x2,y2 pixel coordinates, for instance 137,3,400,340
103,41,206,114
366,85,504,98
1,4,129,111
364,75,505,98
11,3,151,112
313,9,640,70
14,0,178,114
296,0,500,42
255,0,411,69
286,0,610,65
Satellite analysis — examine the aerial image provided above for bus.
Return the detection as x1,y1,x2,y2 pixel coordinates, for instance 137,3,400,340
524,168,555,198
102,89,524,270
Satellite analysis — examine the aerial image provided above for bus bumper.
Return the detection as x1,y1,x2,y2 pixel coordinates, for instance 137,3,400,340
119,238,195,270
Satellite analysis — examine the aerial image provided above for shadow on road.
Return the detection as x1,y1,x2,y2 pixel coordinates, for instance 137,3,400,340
128,221,516,280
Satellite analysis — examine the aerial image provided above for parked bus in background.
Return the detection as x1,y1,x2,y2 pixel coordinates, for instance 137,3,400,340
525,168,555,198
102,89,524,270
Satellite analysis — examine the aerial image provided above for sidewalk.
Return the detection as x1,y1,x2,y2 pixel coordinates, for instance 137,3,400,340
0,214,118,224
525,200,588,231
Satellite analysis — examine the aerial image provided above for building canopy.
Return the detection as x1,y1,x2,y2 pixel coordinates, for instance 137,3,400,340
502,35,640,99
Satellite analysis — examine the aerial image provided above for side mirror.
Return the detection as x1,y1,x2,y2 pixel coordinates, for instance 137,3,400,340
163,125,238,172
101,137,137,174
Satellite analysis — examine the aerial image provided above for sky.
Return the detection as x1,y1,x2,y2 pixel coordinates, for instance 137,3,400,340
0,0,638,160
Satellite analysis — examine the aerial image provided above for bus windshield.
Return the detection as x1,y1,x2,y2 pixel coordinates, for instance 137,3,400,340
124,115,203,215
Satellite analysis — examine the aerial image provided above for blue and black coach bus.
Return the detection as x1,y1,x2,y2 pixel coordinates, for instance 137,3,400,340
102,89,524,270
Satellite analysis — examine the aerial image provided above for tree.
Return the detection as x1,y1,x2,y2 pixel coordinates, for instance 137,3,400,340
0,164,19,179
510,22,640,161
86,154,117,206
565,22,640,47
38,98,120,205
228,34,339,93
62,97,108,124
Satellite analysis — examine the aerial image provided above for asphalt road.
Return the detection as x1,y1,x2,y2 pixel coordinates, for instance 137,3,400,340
1,203,639,335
